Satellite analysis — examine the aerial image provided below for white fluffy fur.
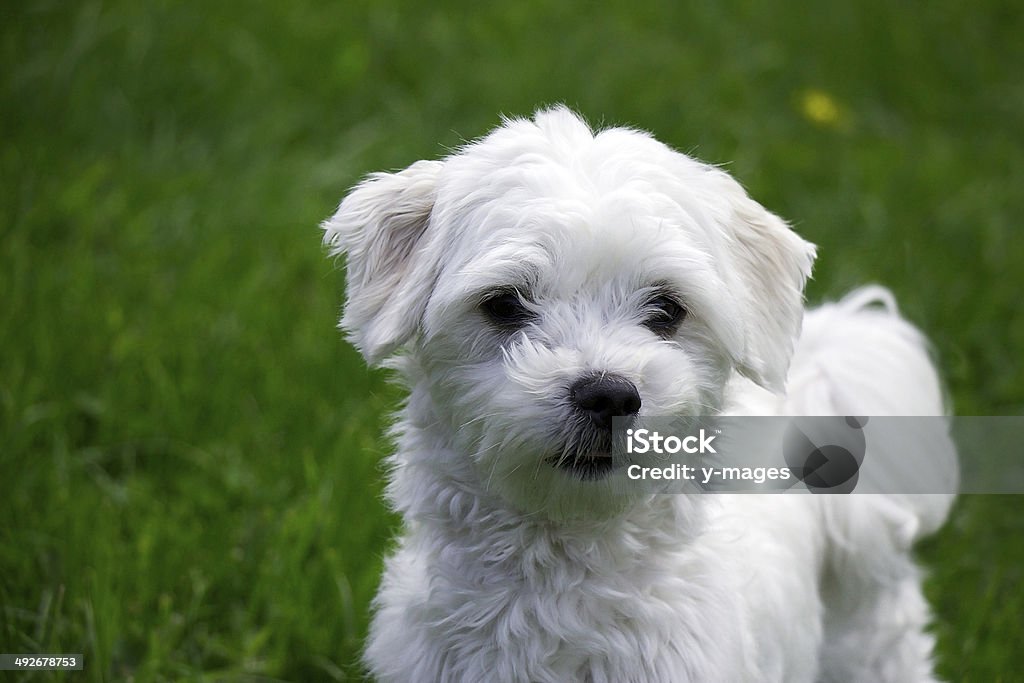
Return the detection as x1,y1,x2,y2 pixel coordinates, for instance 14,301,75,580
324,108,956,682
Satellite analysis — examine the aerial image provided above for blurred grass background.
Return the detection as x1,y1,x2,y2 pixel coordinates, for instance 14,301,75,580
1,0,1021,680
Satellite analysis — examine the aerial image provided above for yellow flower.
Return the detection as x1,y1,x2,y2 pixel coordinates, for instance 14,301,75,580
800,89,842,128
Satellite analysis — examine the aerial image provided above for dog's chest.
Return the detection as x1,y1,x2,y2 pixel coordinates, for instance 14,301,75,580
388,525,754,683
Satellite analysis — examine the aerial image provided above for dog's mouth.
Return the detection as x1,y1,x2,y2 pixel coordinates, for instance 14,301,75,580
547,430,617,480
552,453,616,480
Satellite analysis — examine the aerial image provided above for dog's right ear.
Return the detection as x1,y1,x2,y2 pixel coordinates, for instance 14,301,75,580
322,159,442,365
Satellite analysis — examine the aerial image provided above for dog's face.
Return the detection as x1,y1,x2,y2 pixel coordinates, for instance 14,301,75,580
325,108,815,518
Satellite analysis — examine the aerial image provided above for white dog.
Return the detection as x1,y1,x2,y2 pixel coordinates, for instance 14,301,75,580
324,107,956,682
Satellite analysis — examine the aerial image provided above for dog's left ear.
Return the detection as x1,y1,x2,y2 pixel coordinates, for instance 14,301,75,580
710,171,817,393
322,160,442,365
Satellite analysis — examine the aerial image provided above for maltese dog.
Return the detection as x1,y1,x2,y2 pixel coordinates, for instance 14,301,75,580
323,107,956,682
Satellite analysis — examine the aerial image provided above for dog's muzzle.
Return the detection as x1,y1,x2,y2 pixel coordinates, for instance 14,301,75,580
552,374,641,479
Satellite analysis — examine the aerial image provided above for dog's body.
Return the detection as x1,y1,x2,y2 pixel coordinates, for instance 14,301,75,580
324,108,956,682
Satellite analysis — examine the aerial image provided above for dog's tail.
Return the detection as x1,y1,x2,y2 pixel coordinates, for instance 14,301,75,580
788,285,941,417
785,285,958,541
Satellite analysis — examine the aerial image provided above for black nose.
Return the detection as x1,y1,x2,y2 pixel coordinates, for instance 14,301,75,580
570,375,642,431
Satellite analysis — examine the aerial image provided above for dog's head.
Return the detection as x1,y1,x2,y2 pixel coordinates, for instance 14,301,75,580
325,108,815,518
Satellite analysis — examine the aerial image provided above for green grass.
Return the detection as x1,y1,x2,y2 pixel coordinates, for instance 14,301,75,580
1,1,1021,680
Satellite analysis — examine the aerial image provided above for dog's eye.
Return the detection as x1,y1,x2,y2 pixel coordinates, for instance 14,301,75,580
644,293,687,336
480,290,534,330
